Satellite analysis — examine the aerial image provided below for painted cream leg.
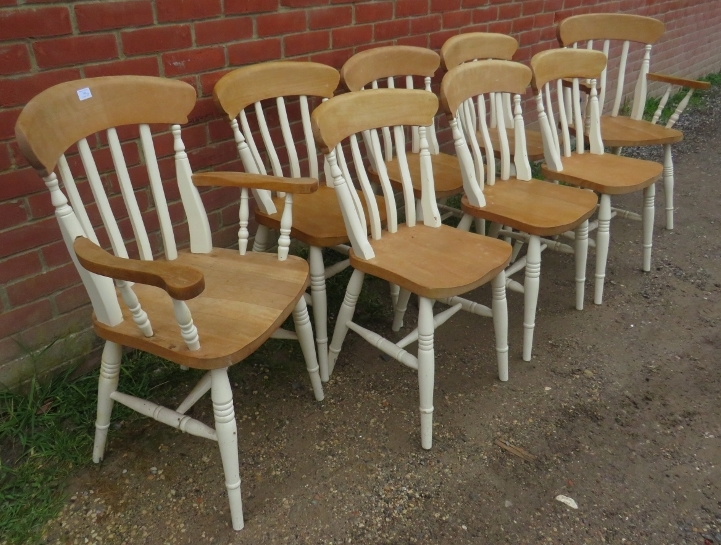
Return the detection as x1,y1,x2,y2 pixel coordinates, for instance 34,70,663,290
491,270,509,382
522,235,542,362
574,220,589,310
474,218,485,235
328,269,365,375
308,246,329,382
594,194,612,305
252,224,270,252
292,297,324,401
389,283,400,308
392,288,411,332
417,296,435,450
457,213,473,232
663,144,674,230
642,182,655,272
210,368,244,531
93,341,122,463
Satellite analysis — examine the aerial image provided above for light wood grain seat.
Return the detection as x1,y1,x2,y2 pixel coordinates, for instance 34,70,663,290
256,186,386,247
542,152,662,195
349,224,510,299
461,179,598,236
312,88,512,450
557,13,710,230
95,249,310,369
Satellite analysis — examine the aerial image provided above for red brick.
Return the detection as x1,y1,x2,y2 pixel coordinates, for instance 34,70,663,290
7,263,79,307
257,11,306,37
0,217,61,259
0,108,21,140
187,141,238,170
163,47,225,77
308,6,351,29
487,20,512,34
195,17,253,45
332,25,373,48
0,44,30,76
310,48,352,69
0,300,53,338
473,7,498,23
156,0,221,22
200,69,233,97
122,25,192,56
463,0,491,6
411,14,442,34
225,0,278,13
0,168,46,201
75,1,153,32
523,0,545,15
443,10,472,28
356,1,393,23
0,252,43,284
285,30,330,56
0,143,11,171
374,19,410,41
512,15,535,33
0,7,72,40
228,38,282,66
41,241,72,268
498,2,522,19
397,35,428,48
0,200,27,230
208,118,234,142
84,57,160,78
188,96,221,124
33,35,118,69
395,0,428,16
544,0,564,11
430,0,462,12
26,192,55,219
55,283,90,314
281,0,328,5
430,29,460,49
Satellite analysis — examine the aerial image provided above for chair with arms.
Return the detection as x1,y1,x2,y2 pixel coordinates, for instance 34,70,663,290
15,76,325,531
440,59,598,361
213,62,386,383
312,88,512,449
557,13,710,230
531,49,663,305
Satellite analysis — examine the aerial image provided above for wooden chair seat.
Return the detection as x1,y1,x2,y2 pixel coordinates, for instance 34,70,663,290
349,223,511,299
255,186,386,247
372,152,463,199
541,152,662,195
461,178,598,236
94,248,310,370
483,127,546,161
599,115,683,147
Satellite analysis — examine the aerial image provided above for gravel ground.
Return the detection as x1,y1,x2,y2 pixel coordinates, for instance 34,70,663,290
34,86,721,545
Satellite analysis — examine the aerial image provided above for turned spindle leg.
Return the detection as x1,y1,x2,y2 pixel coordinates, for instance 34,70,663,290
574,220,589,310
594,194,612,305
642,182,656,272
522,235,542,362
93,341,122,463
417,296,435,450
308,246,329,382
662,144,674,230
328,269,365,375
492,271,509,382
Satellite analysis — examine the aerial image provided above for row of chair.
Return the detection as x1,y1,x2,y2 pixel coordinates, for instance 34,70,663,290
15,13,707,532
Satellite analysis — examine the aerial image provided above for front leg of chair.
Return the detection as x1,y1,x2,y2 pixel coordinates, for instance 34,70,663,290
594,194,612,305
417,296,435,450
474,218,485,235
292,296,324,401
308,246,329,382
522,235,542,362
663,144,674,230
210,367,244,531
574,220,589,310
491,270,509,382
328,269,365,375
252,224,270,252
389,283,400,307
93,341,122,463
642,182,656,272
392,288,411,332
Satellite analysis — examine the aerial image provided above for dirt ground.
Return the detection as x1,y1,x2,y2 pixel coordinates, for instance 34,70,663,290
38,92,721,545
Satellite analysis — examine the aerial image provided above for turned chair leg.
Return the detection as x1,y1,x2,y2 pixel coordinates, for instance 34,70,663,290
308,246,329,382
328,269,365,375
252,225,270,252
663,143,674,230
491,270,509,382
594,194,612,305
642,182,656,272
292,297,324,401
417,296,435,450
522,235,542,362
93,341,122,463
389,283,400,308
211,368,244,531
574,220,589,310
392,288,411,332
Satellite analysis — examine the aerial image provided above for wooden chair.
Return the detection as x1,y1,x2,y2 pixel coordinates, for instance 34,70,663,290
557,13,710,230
213,61,386,384
531,49,663,305
440,59,598,361
440,32,546,162
15,76,326,531
311,88,512,449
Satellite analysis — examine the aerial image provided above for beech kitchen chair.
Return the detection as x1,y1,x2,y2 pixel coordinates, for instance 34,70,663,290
440,59,598,361
213,61,385,383
15,76,326,531
531,49,663,305
557,13,710,230
440,32,546,162
311,88,512,449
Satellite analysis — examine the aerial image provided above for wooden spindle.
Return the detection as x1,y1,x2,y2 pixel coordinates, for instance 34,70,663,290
611,40,630,117
172,299,200,351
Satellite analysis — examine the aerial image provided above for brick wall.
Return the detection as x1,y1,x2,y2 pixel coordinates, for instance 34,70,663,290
1,0,721,388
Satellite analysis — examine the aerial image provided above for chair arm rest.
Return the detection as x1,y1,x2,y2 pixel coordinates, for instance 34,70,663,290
192,172,318,194
73,237,205,300
647,73,711,90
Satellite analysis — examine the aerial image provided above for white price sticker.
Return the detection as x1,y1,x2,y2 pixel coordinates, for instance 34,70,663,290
77,87,92,101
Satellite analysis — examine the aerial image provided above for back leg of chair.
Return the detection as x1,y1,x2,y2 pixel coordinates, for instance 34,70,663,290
491,270,509,382
253,224,271,252
662,144,674,230
211,367,244,531
308,246,329,382
642,182,655,272
392,288,412,332
574,220,589,310
594,194,613,304
328,269,365,375
522,235,542,362
292,296,325,401
93,341,122,463
417,296,435,450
